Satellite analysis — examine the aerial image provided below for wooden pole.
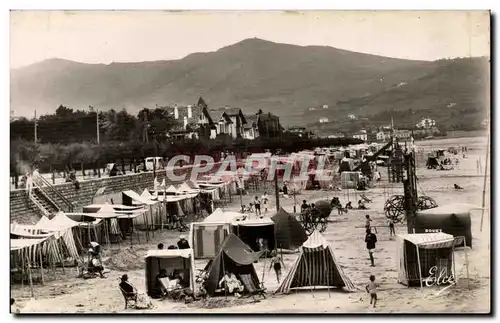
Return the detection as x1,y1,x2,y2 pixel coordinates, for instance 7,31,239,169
304,252,314,297
274,168,280,211
464,238,470,290
480,131,489,232
39,247,44,285
416,244,423,289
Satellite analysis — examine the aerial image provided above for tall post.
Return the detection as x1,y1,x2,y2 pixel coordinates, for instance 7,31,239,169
480,129,490,232
95,108,100,145
34,110,38,143
274,167,280,211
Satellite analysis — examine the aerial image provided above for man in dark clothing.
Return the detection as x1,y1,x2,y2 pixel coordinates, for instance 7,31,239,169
282,183,289,196
177,235,190,249
157,243,164,250
365,229,378,267
300,200,310,212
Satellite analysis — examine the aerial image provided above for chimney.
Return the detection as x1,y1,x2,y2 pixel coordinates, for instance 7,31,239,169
187,105,192,118
174,105,179,119
183,116,188,129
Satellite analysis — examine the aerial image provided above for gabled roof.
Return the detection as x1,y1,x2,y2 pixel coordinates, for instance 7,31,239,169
162,105,214,125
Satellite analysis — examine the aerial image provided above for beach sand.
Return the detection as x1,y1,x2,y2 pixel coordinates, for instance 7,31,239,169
12,136,490,314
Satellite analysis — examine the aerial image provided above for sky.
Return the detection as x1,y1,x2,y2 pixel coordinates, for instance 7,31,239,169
10,10,490,68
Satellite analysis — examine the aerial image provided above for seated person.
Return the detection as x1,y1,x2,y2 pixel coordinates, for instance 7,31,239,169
177,235,190,249
167,245,178,250
88,250,106,278
165,271,195,302
358,200,367,210
310,203,321,219
218,271,244,297
300,200,310,213
345,201,353,209
119,274,137,296
151,269,169,299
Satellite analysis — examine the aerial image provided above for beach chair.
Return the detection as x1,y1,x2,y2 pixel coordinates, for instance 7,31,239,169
119,286,137,309
159,278,189,302
238,274,266,301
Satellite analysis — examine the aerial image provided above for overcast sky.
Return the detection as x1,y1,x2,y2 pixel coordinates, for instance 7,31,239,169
10,10,490,68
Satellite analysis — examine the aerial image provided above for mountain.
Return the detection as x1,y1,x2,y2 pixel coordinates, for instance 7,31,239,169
10,38,489,128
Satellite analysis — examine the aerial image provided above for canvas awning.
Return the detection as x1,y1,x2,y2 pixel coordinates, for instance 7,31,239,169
123,190,157,205
204,208,245,223
417,203,483,216
397,233,463,249
231,217,274,227
34,212,81,231
145,248,193,259
10,237,48,251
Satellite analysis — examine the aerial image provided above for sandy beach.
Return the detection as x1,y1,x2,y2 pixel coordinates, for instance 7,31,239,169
12,136,490,314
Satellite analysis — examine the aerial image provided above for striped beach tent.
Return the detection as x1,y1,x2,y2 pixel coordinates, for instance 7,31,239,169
275,230,355,294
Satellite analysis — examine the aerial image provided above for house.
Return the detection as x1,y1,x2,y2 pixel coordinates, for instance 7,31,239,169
352,129,368,141
416,117,436,129
163,97,218,139
376,131,392,142
319,117,329,123
393,129,412,139
243,115,260,140
287,126,313,138
211,106,247,139
327,132,345,139
256,111,282,138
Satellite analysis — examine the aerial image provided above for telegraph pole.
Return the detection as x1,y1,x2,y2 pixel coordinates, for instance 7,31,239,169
34,110,38,143
95,107,100,145
274,167,280,211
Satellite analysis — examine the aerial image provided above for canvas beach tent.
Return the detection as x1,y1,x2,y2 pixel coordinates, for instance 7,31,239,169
231,217,276,252
189,208,245,259
144,248,196,297
271,207,307,250
275,230,355,294
204,234,264,296
415,203,480,248
396,233,465,288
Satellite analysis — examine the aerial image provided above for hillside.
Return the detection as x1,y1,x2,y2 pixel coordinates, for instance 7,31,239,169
10,38,489,128
306,57,490,133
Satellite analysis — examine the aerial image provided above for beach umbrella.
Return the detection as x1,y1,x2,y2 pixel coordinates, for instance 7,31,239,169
315,200,333,218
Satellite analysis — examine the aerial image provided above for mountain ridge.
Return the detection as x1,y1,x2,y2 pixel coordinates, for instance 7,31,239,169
10,38,489,127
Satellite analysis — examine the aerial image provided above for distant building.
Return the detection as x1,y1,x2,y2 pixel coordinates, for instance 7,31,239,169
352,130,368,141
322,105,329,109
319,117,329,123
393,129,412,139
243,115,260,140
256,110,282,138
376,131,392,142
348,114,358,120
416,118,436,129
164,98,218,139
326,132,345,139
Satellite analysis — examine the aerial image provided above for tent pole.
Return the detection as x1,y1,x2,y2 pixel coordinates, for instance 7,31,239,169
304,252,314,298
324,248,330,298
415,244,423,289
480,130,489,232
39,246,44,285
464,238,470,290
222,253,227,300
28,256,34,298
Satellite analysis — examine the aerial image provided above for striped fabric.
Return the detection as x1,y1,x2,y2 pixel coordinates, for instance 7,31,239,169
276,232,355,294
193,224,228,258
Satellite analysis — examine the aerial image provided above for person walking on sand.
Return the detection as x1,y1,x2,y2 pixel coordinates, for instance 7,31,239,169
254,196,261,216
269,250,285,283
366,275,380,308
365,228,377,267
365,215,373,231
388,217,395,239
262,192,269,213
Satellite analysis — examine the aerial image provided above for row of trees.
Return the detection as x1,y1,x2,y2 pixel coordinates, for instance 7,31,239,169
11,104,178,144
10,135,362,175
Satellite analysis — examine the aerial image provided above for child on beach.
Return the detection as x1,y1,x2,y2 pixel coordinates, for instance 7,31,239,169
365,275,379,308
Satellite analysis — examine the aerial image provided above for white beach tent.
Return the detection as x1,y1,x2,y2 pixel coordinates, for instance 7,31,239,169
189,208,246,259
